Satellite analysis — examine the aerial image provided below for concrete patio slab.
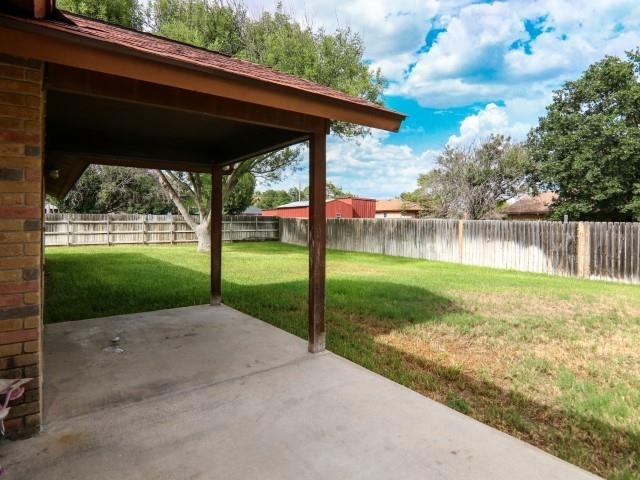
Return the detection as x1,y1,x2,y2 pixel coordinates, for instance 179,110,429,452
1,305,599,479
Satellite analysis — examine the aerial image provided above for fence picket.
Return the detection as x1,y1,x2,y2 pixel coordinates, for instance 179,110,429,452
45,214,279,246
278,218,640,284
46,215,640,284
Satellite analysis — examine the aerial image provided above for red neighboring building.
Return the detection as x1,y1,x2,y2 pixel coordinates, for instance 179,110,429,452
262,198,376,218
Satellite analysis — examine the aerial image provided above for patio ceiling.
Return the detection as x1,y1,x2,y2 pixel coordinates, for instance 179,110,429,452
43,65,312,197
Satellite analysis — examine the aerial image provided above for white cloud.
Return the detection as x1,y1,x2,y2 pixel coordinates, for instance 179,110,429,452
447,97,546,146
248,0,640,198
305,1,434,54
443,0,640,147
326,131,437,198
257,132,438,198
448,103,508,146
245,0,640,120
389,0,640,107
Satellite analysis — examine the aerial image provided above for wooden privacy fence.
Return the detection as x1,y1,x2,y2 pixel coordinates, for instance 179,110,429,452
280,218,640,284
44,214,279,246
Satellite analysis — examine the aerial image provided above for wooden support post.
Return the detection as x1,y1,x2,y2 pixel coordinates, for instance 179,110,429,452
308,128,327,353
211,164,223,306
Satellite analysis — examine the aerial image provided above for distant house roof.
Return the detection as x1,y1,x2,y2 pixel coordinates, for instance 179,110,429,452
242,206,262,215
505,192,558,215
376,199,423,212
274,198,369,209
273,201,308,209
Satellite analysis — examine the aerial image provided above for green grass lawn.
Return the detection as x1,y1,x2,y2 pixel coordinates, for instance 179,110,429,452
44,242,640,479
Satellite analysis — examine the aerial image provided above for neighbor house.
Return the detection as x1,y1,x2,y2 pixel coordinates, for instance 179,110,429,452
375,199,423,218
262,198,376,218
504,192,557,220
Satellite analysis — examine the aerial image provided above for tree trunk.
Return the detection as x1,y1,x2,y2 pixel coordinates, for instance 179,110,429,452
195,221,211,252
155,170,212,253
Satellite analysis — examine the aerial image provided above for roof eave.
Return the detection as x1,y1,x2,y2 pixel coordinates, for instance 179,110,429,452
0,13,405,133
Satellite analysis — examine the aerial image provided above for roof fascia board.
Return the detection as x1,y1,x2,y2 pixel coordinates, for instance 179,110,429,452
0,18,404,132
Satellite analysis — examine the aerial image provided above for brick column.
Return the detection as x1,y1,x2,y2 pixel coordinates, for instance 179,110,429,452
0,54,44,437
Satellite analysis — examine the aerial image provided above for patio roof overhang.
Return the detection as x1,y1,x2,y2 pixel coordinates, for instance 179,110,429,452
0,9,404,197
0,1,405,355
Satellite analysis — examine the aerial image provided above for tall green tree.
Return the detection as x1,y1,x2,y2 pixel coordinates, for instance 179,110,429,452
405,135,530,220
401,170,447,217
287,185,308,203
58,165,102,213
145,0,245,52
325,182,353,199
60,165,175,214
527,51,640,221
254,189,294,209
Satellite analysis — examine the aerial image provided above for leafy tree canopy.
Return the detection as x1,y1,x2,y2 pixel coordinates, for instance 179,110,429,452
59,165,176,214
404,135,531,220
527,51,640,221
222,172,255,214
254,189,295,209
326,182,353,199
255,182,352,209
57,0,143,29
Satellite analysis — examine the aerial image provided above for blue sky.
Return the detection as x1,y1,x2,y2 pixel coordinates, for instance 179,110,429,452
244,0,640,199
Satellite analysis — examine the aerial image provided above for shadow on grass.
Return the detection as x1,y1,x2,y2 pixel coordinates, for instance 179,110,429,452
226,278,640,480
44,252,211,323
44,251,638,478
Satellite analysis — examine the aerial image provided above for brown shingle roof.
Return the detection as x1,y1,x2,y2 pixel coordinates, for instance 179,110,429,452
18,10,400,117
376,199,423,212
505,192,557,215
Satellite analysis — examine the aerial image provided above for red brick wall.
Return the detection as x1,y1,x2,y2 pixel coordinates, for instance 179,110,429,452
0,54,43,437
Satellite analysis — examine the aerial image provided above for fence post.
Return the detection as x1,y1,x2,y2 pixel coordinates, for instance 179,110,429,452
142,216,147,245
458,219,464,263
170,216,175,245
577,222,591,278
106,215,111,246
66,215,71,246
